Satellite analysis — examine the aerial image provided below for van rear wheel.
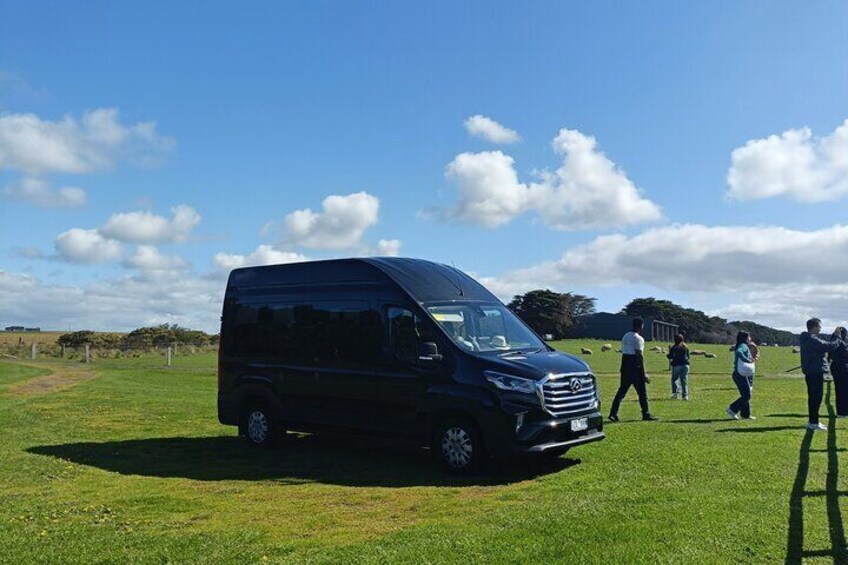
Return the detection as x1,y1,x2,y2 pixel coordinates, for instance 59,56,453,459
433,417,485,474
242,403,279,448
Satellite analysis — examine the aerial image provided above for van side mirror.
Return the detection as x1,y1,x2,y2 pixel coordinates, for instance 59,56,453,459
418,342,443,363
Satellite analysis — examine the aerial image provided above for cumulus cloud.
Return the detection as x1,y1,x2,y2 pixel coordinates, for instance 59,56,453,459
123,245,190,272
0,269,223,333
3,177,86,208
0,108,175,175
727,119,848,202
213,245,308,272
284,192,380,249
54,228,123,264
376,239,402,257
99,204,201,244
481,223,848,296
442,128,662,230
464,115,520,144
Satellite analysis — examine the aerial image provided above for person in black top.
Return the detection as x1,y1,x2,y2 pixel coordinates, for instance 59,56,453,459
828,326,848,418
666,334,690,400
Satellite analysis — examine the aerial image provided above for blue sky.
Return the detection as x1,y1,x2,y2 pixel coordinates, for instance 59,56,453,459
2,1,848,332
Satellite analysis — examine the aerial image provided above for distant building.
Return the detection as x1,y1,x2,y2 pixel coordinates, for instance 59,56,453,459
570,313,679,343
24,327,41,332
4,326,25,332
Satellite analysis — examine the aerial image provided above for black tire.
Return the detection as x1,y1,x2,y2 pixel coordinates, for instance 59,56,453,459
432,417,486,475
242,402,279,448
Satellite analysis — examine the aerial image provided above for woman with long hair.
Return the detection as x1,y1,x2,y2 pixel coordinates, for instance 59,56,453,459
727,331,756,420
667,334,690,400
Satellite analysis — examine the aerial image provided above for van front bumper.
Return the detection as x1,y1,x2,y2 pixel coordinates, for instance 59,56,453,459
502,411,605,456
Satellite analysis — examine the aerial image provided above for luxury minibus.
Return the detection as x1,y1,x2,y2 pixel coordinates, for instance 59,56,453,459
218,258,604,473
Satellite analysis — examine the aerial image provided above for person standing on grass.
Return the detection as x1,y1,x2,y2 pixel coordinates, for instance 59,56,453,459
667,334,690,400
799,318,841,431
727,331,757,420
609,318,658,422
828,327,848,418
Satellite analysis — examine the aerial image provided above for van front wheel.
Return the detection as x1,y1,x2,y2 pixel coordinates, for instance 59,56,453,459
242,403,279,448
433,418,485,474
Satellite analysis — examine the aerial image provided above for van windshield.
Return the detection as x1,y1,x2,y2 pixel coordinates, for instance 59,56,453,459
426,303,546,354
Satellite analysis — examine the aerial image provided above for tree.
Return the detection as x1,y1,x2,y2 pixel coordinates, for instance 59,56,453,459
508,289,596,339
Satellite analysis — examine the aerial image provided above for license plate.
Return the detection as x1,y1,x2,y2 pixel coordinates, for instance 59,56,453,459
570,417,589,432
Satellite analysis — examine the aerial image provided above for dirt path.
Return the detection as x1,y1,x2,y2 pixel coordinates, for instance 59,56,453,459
4,363,97,396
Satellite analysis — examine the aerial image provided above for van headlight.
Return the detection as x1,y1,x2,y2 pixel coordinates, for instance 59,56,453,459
484,371,537,394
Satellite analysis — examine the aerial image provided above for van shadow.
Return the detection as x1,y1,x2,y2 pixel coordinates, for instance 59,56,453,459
27,434,580,488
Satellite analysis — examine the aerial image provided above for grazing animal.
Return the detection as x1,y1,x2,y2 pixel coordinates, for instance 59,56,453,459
691,350,706,356
601,343,613,352
704,352,716,359
581,347,593,355
792,346,801,354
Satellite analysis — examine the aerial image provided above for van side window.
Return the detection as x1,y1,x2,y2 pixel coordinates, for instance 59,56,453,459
229,300,382,366
387,307,439,364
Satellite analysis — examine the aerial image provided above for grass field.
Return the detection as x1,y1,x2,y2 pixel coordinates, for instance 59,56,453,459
1,341,845,564
0,331,66,347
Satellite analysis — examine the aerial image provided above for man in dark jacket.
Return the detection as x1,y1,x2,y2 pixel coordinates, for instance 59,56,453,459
828,327,848,418
800,318,840,431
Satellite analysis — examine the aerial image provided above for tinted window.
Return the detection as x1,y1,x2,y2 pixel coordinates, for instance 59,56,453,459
387,307,439,364
226,300,382,366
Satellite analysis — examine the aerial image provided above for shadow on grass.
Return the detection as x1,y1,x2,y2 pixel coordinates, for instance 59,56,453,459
766,414,809,419
665,419,732,424
27,433,580,487
715,426,801,434
785,381,847,564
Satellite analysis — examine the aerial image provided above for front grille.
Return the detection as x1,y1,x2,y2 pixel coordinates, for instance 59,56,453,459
538,373,598,418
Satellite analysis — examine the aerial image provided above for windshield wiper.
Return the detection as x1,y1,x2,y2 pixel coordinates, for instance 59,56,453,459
497,346,546,357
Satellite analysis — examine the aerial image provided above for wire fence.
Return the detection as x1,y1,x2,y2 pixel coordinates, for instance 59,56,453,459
1,340,217,366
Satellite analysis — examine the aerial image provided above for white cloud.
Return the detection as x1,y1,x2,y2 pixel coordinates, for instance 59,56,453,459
727,119,848,202
0,108,175,175
3,177,86,208
442,128,662,230
0,269,223,333
445,151,532,228
376,239,402,256
284,192,380,249
123,245,190,272
54,229,123,264
99,204,201,244
484,223,848,293
213,245,308,272
464,115,520,144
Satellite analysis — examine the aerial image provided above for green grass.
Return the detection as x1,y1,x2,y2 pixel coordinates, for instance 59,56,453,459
0,341,844,564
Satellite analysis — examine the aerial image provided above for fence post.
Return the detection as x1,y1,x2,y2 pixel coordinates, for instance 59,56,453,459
31,342,37,360
166,346,172,367
85,344,90,364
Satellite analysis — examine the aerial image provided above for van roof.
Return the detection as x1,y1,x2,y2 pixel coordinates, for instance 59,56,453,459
227,257,499,304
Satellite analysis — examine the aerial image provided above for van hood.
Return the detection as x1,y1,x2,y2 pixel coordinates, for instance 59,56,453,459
483,349,592,380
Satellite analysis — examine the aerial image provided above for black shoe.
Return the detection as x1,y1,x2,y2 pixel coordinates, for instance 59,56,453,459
608,414,619,422
642,414,659,421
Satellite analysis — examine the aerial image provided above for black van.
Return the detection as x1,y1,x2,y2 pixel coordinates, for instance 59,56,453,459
217,258,604,473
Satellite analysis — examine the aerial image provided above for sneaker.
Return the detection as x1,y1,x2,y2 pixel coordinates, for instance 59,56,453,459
807,422,828,431
642,414,659,421
726,408,740,420
671,393,679,399
683,396,690,401
608,414,619,422
743,415,757,420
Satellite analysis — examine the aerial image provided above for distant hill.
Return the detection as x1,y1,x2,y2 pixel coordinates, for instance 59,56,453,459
729,321,799,346
621,297,798,345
